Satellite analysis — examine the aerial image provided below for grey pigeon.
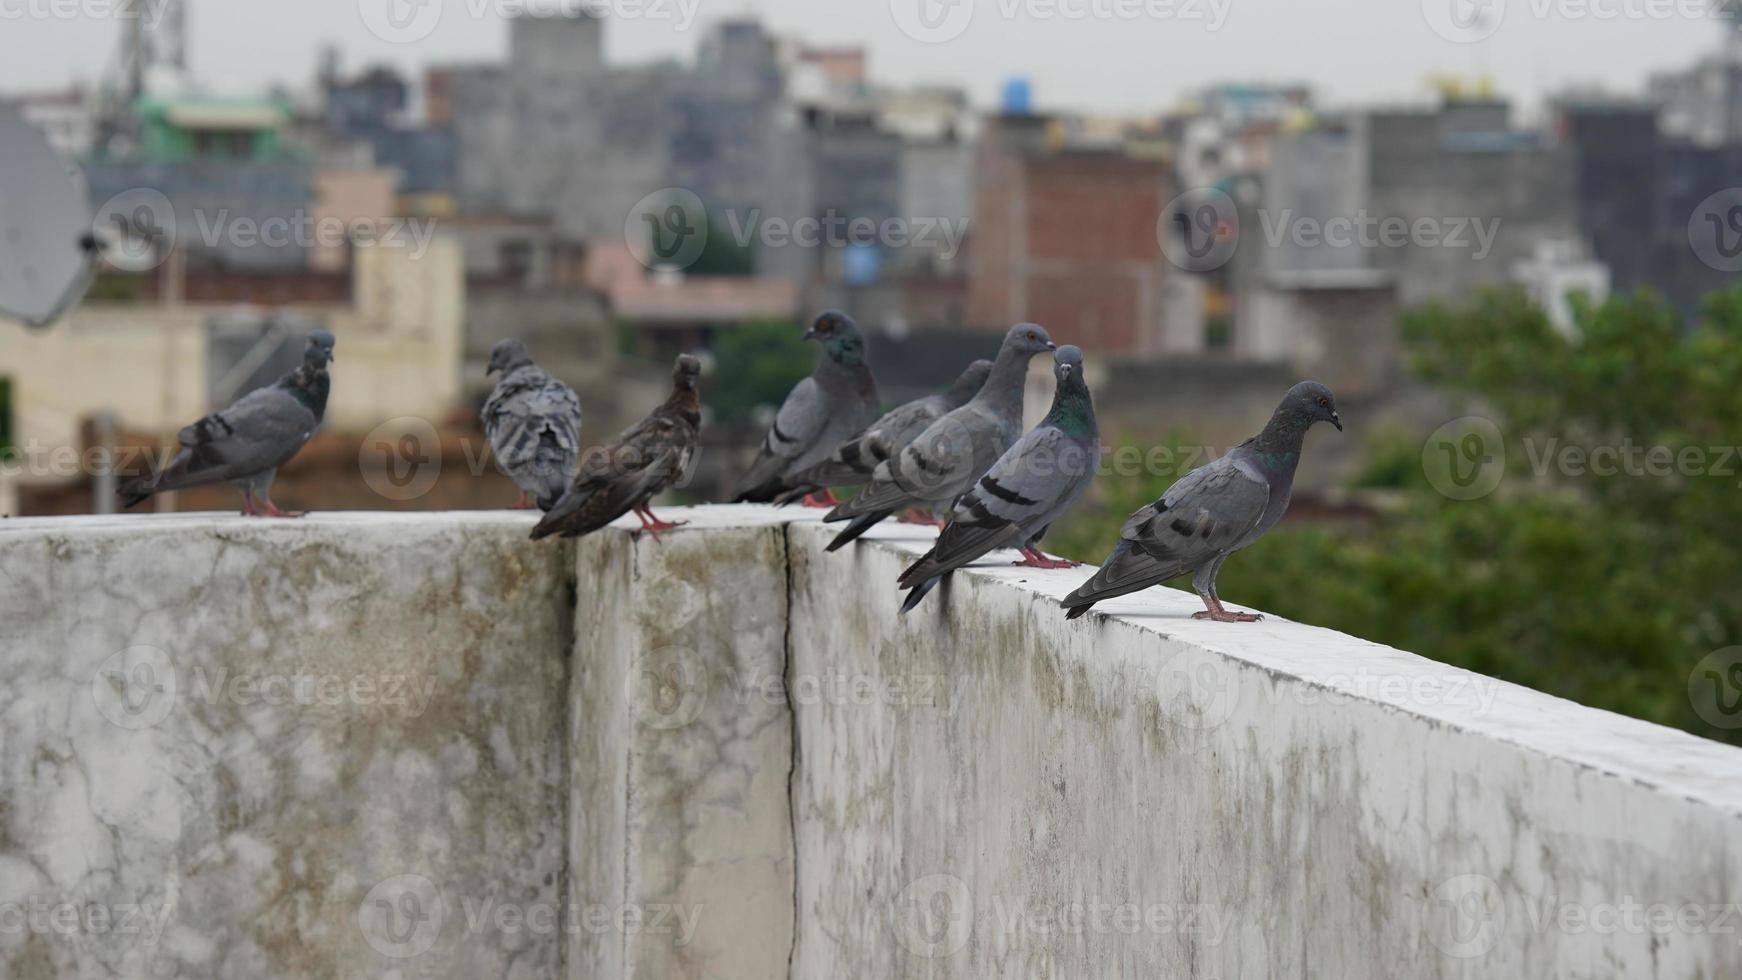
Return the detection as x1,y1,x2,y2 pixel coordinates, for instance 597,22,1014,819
531,354,702,541
731,311,880,505
898,346,1100,613
774,358,994,505
823,323,1056,552
1061,382,1342,622
119,330,336,517
482,338,583,510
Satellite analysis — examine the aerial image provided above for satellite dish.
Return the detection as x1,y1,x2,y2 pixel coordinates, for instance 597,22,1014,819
0,106,99,327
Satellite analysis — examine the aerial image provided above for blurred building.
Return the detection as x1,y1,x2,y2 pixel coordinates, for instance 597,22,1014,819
1558,97,1742,317
967,113,1174,354
0,238,465,508
3,86,97,157
319,62,457,198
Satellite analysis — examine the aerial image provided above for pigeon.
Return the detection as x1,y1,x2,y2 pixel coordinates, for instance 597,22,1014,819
773,358,994,505
731,311,880,507
530,354,702,541
898,345,1100,613
822,323,1057,552
119,330,336,517
482,338,583,510
1061,381,1343,623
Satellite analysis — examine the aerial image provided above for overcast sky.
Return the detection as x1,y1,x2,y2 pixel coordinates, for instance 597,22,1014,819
0,0,1729,117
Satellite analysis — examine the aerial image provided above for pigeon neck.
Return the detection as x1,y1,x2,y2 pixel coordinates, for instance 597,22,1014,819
975,347,1032,415
817,337,866,373
663,384,702,426
285,365,330,418
1043,377,1095,438
1252,409,1309,462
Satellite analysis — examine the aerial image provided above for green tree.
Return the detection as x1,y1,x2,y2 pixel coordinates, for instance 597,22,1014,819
1052,286,1742,744
709,319,812,424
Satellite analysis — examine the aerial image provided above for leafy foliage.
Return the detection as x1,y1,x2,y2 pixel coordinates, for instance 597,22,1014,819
708,319,812,424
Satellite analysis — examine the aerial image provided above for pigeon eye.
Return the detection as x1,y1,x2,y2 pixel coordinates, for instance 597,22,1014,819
1317,397,1330,408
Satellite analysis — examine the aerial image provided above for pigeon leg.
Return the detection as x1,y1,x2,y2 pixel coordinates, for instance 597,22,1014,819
1189,560,1261,622
511,490,536,510
256,496,307,519
239,486,258,517
896,509,942,526
1012,546,1080,570
800,489,840,508
635,505,688,534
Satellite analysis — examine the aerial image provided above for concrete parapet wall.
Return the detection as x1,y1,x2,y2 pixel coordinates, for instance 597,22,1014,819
3,507,1739,979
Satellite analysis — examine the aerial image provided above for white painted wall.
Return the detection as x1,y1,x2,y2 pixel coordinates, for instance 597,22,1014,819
3,507,1739,979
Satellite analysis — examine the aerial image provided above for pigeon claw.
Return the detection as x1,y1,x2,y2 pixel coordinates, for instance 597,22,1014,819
800,490,840,509
1191,610,1263,623
1013,548,1079,570
633,506,688,540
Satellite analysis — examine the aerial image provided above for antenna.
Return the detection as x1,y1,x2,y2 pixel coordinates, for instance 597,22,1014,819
95,0,190,152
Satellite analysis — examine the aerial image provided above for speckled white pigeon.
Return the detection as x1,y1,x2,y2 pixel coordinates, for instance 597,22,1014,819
482,338,583,511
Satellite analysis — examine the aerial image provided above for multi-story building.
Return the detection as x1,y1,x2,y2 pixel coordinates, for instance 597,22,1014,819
967,112,1174,353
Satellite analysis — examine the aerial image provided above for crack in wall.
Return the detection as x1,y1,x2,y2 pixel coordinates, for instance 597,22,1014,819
780,523,801,980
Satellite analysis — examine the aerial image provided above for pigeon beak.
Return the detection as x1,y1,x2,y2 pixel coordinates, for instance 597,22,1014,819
802,328,821,342
1331,412,1343,432
1044,341,1057,351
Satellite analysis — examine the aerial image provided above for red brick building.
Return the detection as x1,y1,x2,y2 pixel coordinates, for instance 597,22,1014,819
967,116,1173,354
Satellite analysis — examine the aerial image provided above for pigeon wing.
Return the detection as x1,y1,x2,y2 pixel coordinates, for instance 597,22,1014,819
733,377,829,500
1066,456,1272,608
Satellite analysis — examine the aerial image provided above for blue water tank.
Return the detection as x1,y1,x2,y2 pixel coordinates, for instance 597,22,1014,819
1002,77,1033,115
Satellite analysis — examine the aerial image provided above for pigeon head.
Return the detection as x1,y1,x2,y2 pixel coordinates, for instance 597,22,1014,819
1282,381,1342,432
806,311,865,365
672,353,703,390
1003,323,1056,357
487,338,532,376
1053,345,1085,385
305,329,336,367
